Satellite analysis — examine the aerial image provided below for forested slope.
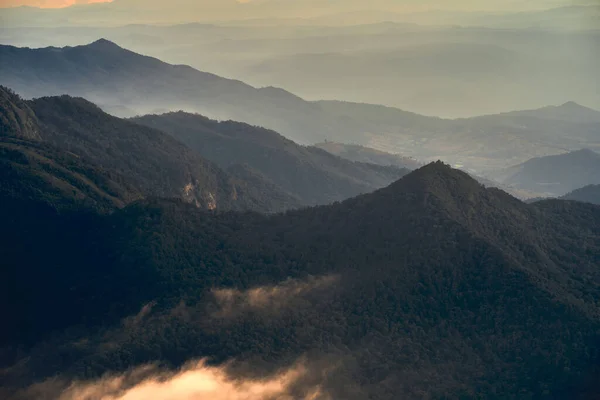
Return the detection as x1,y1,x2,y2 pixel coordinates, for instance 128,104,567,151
133,111,408,205
2,162,599,400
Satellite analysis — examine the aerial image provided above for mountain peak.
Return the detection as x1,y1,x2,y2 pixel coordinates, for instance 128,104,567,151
87,38,122,51
414,160,452,172
394,162,522,210
561,184,600,205
403,161,472,184
507,101,600,123
387,161,485,202
559,101,584,109
354,161,528,239
570,148,600,157
551,101,600,119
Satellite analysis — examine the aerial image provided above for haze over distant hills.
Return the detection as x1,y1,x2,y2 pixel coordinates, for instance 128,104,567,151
562,184,600,205
2,23,598,117
316,100,600,172
2,39,599,173
314,141,423,170
312,141,547,200
133,112,408,206
0,39,346,145
502,101,600,124
238,37,600,117
492,149,600,196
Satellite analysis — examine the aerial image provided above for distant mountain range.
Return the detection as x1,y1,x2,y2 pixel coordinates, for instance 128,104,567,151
313,140,549,199
493,149,600,196
314,141,424,170
0,39,353,146
562,184,600,205
2,157,600,399
317,100,600,173
241,38,599,117
501,101,600,124
1,40,599,172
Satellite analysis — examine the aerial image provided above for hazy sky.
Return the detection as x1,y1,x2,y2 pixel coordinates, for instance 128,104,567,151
0,0,586,10
0,0,109,7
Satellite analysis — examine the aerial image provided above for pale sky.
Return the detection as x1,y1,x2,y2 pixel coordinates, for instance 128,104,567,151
0,0,583,10
0,0,110,7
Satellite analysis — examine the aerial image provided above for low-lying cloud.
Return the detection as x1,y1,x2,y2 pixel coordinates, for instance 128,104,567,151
212,275,339,318
18,359,329,400
6,277,342,400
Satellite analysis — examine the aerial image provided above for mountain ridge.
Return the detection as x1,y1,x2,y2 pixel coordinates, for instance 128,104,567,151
495,149,600,196
0,86,302,213
562,184,600,205
3,39,599,170
133,111,409,205
493,101,600,123
0,39,339,145
2,160,600,399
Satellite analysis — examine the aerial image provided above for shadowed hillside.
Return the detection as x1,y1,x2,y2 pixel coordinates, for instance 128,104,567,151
314,141,423,170
0,86,300,213
133,111,408,205
2,161,599,400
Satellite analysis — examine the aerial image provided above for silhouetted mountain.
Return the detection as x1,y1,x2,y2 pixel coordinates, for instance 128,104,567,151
562,184,600,205
224,163,303,211
504,101,600,124
314,141,423,170
495,149,600,196
0,40,350,145
2,162,599,399
133,112,408,205
310,140,545,200
310,142,538,199
315,99,600,172
2,41,599,172
0,86,299,213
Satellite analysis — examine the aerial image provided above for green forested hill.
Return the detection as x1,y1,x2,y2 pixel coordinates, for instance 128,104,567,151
0,86,300,213
0,136,141,212
2,86,400,212
2,162,599,400
0,87,41,140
